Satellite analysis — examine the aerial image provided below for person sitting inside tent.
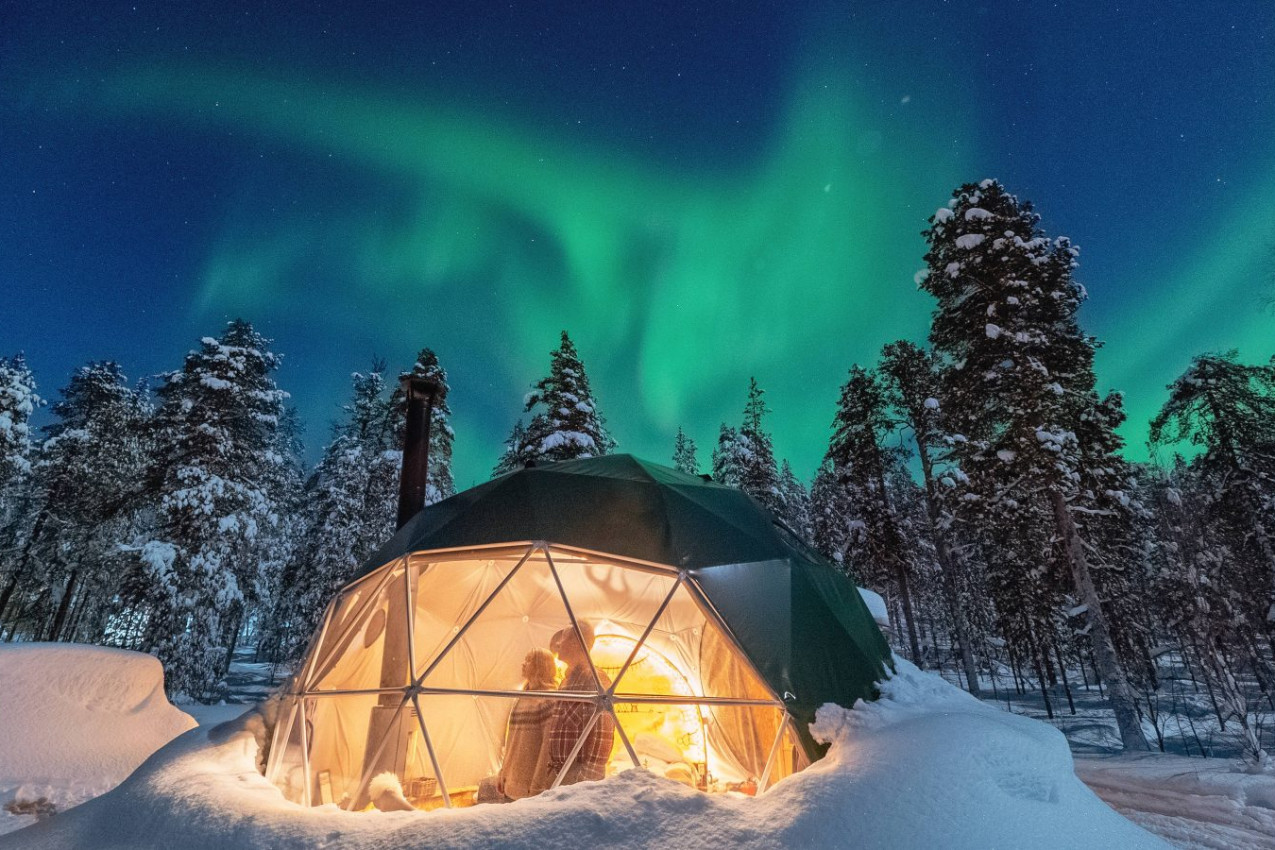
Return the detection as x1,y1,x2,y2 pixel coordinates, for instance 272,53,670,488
496,647,558,800
544,621,615,788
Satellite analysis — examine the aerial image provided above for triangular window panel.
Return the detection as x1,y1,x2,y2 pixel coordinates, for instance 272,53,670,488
303,570,391,690
609,701,786,790
610,584,776,703
416,694,530,804
304,692,406,810
398,703,445,810
409,547,533,681
265,697,307,804
309,564,412,692
421,550,589,693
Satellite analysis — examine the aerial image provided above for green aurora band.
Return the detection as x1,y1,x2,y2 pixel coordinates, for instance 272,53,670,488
72,57,1275,481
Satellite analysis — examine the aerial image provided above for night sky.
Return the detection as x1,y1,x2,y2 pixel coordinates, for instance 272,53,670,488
3,1,1273,486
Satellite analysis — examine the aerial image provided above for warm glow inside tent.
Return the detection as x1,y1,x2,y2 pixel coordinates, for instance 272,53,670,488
266,455,891,811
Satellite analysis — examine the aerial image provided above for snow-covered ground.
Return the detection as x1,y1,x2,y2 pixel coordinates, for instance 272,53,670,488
1075,753,1275,849
0,644,196,837
0,652,1167,849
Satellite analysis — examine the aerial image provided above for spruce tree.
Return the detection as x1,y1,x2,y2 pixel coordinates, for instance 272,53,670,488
0,353,39,492
672,427,699,475
826,365,924,666
736,379,786,519
711,424,747,488
392,348,455,503
267,366,403,662
809,460,855,569
0,353,41,628
144,320,293,699
1151,351,1275,632
880,340,981,693
778,459,812,541
29,363,153,643
502,331,614,470
920,179,1149,749
493,421,534,476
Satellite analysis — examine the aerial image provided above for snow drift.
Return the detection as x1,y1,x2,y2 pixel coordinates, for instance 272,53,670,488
0,643,196,835
1,657,1166,849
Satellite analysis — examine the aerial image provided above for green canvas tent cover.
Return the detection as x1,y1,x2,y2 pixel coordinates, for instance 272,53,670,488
359,453,892,757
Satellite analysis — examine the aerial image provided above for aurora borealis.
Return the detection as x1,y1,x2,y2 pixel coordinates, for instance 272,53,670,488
3,1,1273,483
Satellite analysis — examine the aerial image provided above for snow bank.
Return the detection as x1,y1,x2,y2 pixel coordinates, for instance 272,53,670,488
857,586,890,629
1,658,1165,849
0,644,195,835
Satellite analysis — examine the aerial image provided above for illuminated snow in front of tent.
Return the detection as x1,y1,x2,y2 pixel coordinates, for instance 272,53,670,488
266,542,808,811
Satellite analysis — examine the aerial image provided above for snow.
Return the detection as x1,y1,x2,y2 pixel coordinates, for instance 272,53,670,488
1,657,1168,850
955,233,986,250
985,323,1002,339
1075,753,1275,849
857,586,890,628
0,644,195,836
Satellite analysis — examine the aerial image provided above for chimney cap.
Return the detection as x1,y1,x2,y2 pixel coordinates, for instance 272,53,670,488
399,373,442,397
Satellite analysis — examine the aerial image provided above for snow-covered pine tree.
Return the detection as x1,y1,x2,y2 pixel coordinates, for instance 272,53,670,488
809,460,856,570
391,348,455,503
493,420,534,476
1151,351,1275,638
19,363,154,643
736,379,786,520
711,424,747,488
0,354,39,493
143,320,293,700
672,427,699,475
879,340,981,693
513,331,614,466
826,365,924,666
920,179,1149,749
266,366,403,663
1144,462,1267,763
778,459,813,542
0,353,41,630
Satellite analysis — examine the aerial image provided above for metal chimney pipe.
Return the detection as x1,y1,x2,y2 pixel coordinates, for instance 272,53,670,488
396,374,441,529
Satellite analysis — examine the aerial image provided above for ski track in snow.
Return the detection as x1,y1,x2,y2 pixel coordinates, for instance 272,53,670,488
1075,756,1275,849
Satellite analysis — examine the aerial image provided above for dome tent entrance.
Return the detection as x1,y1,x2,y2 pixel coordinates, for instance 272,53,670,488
266,455,891,810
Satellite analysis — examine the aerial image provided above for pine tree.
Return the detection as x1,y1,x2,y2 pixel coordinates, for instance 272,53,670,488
778,459,813,541
0,353,41,629
499,331,614,472
711,424,747,488
826,365,924,666
672,427,699,475
809,460,855,570
736,379,786,519
392,348,455,503
267,366,402,663
920,179,1149,749
524,330,615,461
880,340,981,693
143,320,294,699
1151,351,1275,632
493,421,534,476
26,363,153,643
0,354,40,492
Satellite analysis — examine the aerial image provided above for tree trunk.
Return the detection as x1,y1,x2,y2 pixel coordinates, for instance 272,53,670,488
914,440,981,693
0,507,50,623
46,569,80,642
1048,486,1149,751
891,553,924,667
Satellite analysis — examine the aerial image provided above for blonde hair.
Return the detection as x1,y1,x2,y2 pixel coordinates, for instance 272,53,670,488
524,647,557,689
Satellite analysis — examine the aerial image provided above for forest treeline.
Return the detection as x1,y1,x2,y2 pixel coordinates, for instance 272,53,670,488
1,180,1272,762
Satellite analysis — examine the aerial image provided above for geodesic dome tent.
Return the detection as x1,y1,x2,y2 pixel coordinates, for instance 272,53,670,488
266,455,891,811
